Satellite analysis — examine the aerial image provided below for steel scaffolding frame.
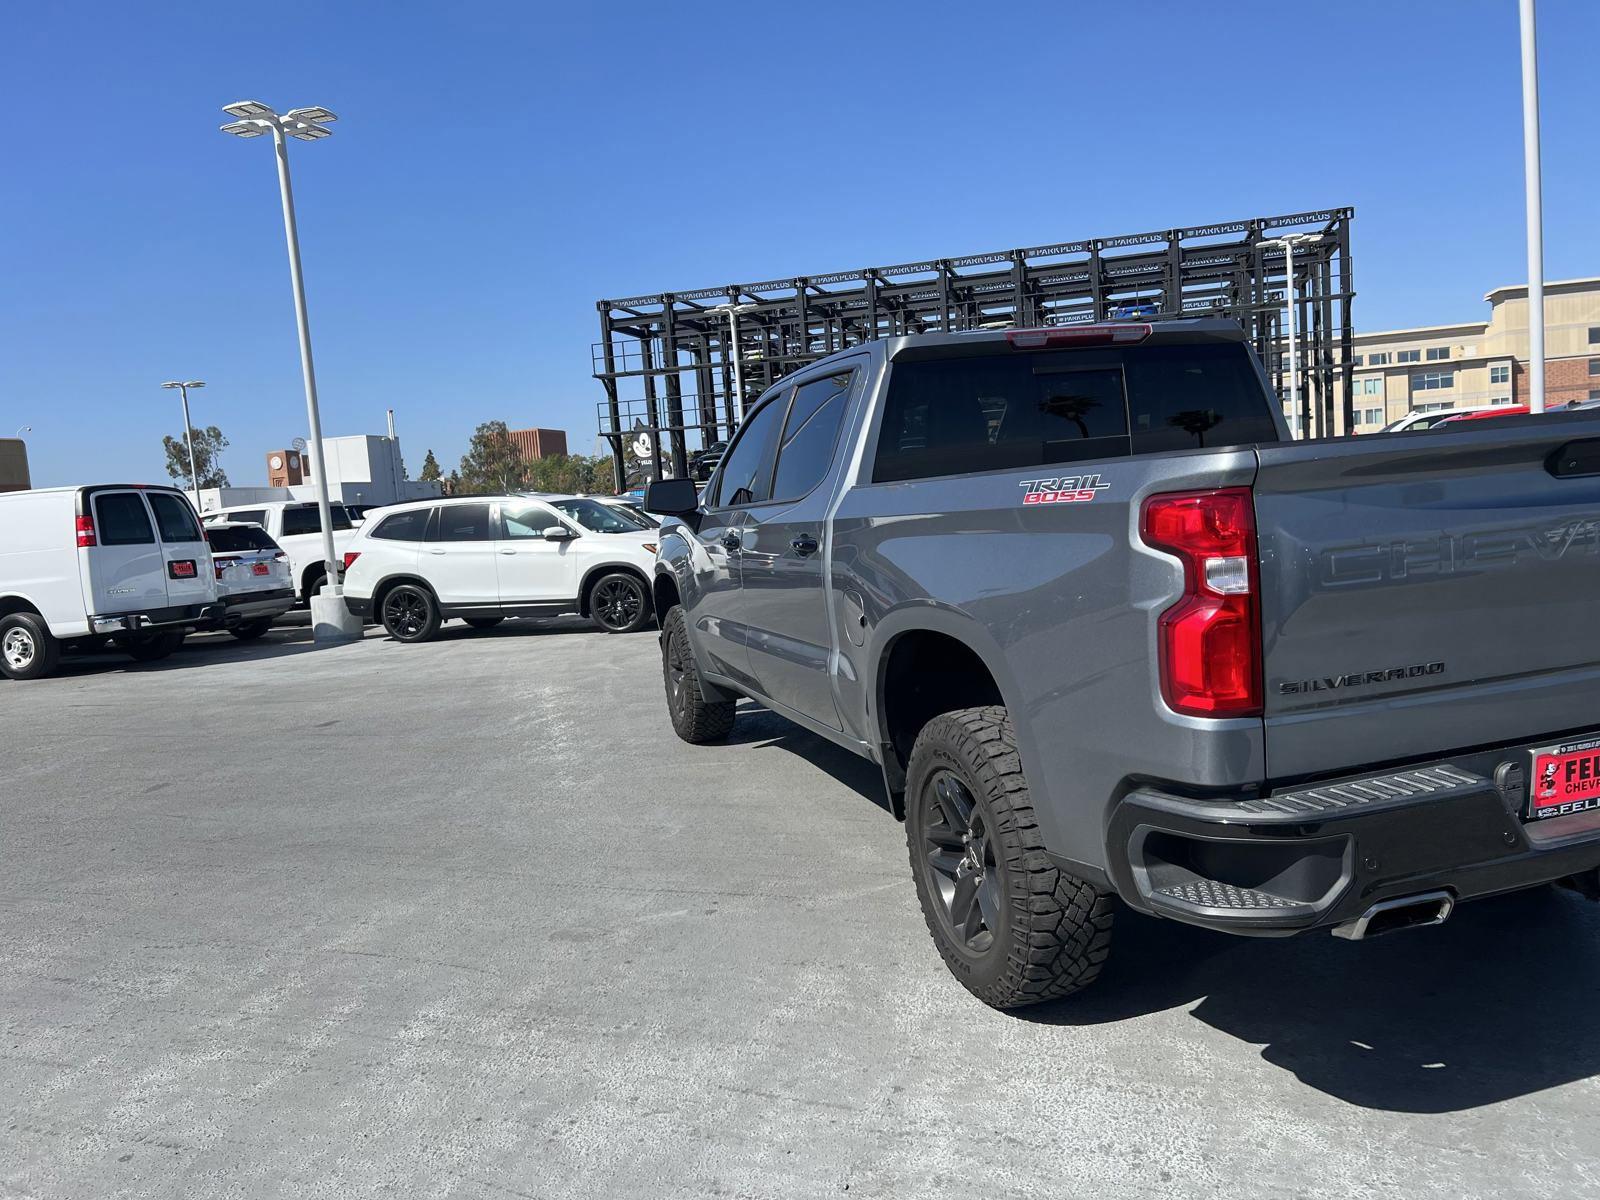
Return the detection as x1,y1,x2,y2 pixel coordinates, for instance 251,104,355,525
593,207,1354,484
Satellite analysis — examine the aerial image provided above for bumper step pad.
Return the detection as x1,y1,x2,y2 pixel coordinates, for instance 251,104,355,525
1152,879,1309,911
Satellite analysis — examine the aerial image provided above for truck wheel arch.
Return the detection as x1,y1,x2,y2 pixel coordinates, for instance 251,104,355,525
651,568,681,623
872,609,1019,817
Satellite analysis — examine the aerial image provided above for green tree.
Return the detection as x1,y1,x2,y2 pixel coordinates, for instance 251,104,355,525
419,448,442,482
162,425,230,489
457,420,526,493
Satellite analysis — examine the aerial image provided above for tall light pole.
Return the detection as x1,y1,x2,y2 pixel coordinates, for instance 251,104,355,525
713,301,757,424
1520,0,1547,414
160,380,205,508
13,425,30,439
220,100,358,640
1265,235,1318,436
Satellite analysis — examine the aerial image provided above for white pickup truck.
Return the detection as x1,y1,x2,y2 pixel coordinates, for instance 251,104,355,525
0,484,222,680
202,500,359,601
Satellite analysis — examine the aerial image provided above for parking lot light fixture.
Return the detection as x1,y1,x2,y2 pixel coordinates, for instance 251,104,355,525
160,380,206,508
220,100,350,639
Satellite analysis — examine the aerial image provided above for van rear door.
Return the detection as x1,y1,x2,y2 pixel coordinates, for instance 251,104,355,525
146,490,215,610
80,489,167,615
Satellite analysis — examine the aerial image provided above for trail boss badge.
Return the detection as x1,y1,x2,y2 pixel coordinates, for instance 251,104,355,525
1019,474,1110,505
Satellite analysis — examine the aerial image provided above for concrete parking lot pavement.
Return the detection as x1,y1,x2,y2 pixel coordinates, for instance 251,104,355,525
4,621,1599,1199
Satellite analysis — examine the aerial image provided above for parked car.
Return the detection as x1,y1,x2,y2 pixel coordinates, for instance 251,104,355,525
592,495,660,528
0,484,221,680
1437,405,1531,423
645,318,1600,1010
200,521,296,639
201,501,358,602
340,495,658,642
1380,405,1509,431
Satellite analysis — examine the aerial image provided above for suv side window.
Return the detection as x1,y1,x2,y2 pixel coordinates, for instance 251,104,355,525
94,492,156,545
710,391,788,508
148,493,204,543
770,370,855,502
370,509,430,541
281,505,354,536
436,503,492,542
500,502,557,539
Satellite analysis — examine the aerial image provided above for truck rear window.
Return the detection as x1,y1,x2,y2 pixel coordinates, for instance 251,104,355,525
873,343,1280,483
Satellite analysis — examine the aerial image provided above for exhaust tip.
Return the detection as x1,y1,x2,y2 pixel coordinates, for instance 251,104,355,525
1332,890,1455,941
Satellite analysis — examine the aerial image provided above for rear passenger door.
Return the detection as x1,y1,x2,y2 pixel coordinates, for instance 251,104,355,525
83,489,166,614
424,503,499,606
147,491,213,609
738,364,862,730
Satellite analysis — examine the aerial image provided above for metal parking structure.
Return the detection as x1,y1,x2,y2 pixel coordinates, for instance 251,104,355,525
592,208,1355,484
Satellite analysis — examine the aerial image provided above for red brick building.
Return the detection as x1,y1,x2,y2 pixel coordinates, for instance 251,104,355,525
506,427,568,461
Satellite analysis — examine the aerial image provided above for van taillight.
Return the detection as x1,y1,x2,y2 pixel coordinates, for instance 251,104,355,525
75,515,97,548
1140,487,1262,717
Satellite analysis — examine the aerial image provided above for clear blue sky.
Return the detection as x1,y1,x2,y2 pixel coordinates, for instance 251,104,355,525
2,0,1596,488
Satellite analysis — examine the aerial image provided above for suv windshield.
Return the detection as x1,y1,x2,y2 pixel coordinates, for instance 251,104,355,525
551,498,648,533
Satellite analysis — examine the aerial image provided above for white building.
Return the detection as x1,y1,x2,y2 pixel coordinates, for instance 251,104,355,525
197,431,440,515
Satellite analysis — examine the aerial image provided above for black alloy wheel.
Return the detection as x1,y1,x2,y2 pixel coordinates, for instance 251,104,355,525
590,574,650,633
381,584,439,643
919,769,1003,953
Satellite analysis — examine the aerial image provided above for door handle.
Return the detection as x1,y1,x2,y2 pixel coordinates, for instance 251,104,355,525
790,534,820,557
720,532,742,552
498,548,517,555
428,548,446,555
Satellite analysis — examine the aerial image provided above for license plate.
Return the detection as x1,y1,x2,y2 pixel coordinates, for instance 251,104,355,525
1529,735,1600,820
252,563,270,576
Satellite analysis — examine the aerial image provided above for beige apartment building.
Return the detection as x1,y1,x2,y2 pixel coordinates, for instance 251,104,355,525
1297,276,1600,436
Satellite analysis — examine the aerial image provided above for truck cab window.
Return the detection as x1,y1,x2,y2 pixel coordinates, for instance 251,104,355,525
710,393,787,508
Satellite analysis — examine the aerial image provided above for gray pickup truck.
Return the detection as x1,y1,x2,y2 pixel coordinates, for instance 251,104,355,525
643,318,1600,1009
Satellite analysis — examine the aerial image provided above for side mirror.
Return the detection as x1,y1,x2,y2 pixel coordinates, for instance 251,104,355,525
643,477,700,517
542,525,576,541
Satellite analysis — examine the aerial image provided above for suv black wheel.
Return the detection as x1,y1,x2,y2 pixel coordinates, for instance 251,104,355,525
229,619,274,641
116,629,185,663
590,573,651,633
0,612,61,681
661,605,735,743
381,583,440,643
905,705,1114,1009
464,616,504,630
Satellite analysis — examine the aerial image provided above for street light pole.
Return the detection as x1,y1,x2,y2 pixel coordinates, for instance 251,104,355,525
1519,0,1547,414
160,380,206,508
1265,236,1316,437
714,301,757,424
220,101,356,641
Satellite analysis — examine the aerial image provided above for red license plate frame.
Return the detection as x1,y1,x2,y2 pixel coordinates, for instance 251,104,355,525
1528,735,1600,821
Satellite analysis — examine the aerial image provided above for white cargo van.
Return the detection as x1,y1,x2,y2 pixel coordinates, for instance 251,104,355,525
0,484,222,680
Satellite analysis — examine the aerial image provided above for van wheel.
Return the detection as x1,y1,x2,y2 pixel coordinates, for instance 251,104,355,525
229,619,274,641
117,630,185,663
0,613,61,681
661,606,735,742
590,573,651,633
381,584,440,643
464,617,504,630
905,706,1114,1010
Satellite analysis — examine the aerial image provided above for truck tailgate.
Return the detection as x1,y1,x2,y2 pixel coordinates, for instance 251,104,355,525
1253,415,1600,782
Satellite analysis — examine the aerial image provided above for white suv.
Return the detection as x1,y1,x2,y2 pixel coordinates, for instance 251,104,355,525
340,495,659,642
202,501,359,601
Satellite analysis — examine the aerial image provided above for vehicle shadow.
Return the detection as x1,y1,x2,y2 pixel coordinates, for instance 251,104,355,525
725,702,893,814
410,616,610,643
1023,886,1600,1113
41,627,322,678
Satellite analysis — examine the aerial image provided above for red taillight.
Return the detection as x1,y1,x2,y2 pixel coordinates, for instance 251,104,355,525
1141,487,1261,717
215,561,228,580
342,551,361,570
75,514,96,548
1006,323,1151,349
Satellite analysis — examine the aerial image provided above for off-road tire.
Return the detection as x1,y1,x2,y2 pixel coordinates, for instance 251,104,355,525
0,612,61,681
661,605,735,743
464,617,504,630
118,629,185,663
229,619,274,641
905,705,1114,1009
